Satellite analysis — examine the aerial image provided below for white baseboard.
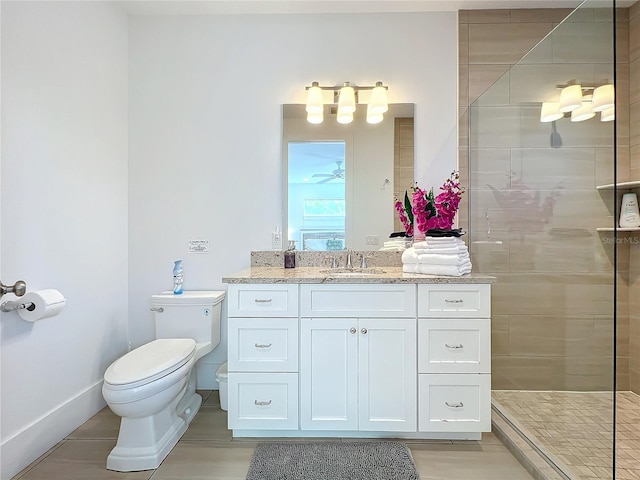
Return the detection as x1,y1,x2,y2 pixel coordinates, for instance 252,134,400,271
1,380,106,480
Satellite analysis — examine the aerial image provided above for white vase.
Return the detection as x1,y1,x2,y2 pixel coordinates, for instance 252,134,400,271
619,192,640,228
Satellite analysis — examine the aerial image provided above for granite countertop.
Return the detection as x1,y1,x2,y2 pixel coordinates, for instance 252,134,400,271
222,266,495,284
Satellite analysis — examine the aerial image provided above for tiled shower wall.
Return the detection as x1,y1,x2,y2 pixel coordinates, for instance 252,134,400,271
629,2,640,393
459,7,631,391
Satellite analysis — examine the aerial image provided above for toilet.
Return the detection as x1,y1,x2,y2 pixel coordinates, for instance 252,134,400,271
102,290,225,472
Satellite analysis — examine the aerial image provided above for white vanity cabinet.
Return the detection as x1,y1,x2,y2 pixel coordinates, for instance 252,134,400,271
226,284,299,430
417,284,492,433
224,275,492,440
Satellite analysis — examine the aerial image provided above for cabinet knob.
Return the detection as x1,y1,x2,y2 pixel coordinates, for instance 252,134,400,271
361,328,368,335
350,327,357,334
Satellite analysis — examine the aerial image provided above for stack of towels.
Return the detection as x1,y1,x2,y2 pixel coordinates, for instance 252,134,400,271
379,238,411,251
401,236,472,276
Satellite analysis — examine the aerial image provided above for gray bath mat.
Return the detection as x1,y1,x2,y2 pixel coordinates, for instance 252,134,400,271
246,441,419,480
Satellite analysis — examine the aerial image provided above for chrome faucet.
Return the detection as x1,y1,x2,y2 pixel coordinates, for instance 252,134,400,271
360,254,371,269
345,249,353,269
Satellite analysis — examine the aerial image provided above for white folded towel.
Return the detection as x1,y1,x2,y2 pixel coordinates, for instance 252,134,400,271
403,263,417,273
414,240,466,250
415,252,470,266
416,263,472,276
401,248,418,264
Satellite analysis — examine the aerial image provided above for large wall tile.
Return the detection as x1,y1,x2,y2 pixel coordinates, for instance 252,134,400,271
492,273,614,316
468,65,510,106
552,22,614,64
630,10,640,61
631,59,640,105
469,23,554,65
511,147,595,190
466,9,510,24
510,9,574,24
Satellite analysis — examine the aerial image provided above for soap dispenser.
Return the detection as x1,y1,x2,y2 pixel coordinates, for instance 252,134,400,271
284,241,296,269
173,260,184,295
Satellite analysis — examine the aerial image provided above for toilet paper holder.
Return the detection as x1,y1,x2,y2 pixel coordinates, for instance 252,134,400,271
1,300,35,313
0,280,27,300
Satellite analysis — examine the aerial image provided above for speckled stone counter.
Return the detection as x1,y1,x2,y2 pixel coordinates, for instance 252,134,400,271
222,266,495,284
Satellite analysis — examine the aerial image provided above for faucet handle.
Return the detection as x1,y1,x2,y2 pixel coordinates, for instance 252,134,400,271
360,254,372,269
324,255,339,268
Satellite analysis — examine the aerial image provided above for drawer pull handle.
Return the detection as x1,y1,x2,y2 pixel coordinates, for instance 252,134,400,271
445,401,464,408
444,299,464,304
254,400,272,407
445,343,464,349
254,298,273,304
254,343,272,349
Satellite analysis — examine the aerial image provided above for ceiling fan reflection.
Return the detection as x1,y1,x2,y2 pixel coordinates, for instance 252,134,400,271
312,161,345,184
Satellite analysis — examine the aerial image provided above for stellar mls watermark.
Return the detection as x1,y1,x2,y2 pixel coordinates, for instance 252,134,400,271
601,236,640,244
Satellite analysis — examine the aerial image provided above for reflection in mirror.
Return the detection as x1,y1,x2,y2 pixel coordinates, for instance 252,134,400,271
282,104,414,251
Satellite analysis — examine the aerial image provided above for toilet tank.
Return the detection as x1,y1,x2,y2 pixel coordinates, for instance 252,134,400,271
151,291,225,348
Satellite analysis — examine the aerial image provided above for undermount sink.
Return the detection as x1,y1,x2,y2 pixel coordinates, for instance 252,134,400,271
319,268,387,276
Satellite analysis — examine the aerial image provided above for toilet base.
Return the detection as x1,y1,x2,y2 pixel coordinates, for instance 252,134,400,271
106,389,202,472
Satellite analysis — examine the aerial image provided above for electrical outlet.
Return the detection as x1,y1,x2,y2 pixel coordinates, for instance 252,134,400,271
272,232,283,250
366,235,379,245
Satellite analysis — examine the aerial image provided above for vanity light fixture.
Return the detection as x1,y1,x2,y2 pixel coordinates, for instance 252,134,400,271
539,82,614,124
304,81,389,125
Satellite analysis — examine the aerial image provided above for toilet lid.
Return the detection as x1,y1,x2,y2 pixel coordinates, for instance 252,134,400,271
104,338,196,387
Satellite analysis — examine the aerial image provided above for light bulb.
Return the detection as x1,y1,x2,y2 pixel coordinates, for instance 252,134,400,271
592,84,615,113
559,85,583,112
601,106,615,122
305,82,323,114
369,82,388,115
337,84,356,114
540,102,564,123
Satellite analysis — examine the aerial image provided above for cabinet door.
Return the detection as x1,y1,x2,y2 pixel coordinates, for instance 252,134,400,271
358,318,417,432
300,318,358,430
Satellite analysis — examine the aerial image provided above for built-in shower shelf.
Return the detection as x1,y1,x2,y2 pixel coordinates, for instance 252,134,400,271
596,227,640,232
596,180,640,190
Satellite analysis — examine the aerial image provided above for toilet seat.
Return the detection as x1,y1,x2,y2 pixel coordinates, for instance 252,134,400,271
104,338,196,390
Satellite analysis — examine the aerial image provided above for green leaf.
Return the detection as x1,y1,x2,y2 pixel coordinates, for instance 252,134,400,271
404,191,414,224
426,188,437,218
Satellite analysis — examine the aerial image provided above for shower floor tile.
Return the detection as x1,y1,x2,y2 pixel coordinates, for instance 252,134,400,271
492,390,640,480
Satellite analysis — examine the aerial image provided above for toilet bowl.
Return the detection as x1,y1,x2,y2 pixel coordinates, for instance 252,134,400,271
102,291,225,472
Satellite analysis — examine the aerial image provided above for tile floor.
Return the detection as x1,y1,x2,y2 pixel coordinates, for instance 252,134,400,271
13,390,534,480
493,390,640,480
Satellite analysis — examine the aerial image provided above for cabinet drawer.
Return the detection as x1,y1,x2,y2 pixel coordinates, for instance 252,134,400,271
418,319,490,374
300,284,416,317
227,284,298,317
418,284,490,318
228,373,298,430
418,374,491,432
229,318,298,372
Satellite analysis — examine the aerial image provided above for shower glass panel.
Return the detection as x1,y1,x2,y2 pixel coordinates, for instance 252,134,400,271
468,2,618,479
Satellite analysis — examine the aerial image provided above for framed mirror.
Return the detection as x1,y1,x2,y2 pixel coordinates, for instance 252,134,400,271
282,103,414,251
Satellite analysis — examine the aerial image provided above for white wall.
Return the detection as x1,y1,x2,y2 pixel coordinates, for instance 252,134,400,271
0,2,128,478
128,12,458,383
